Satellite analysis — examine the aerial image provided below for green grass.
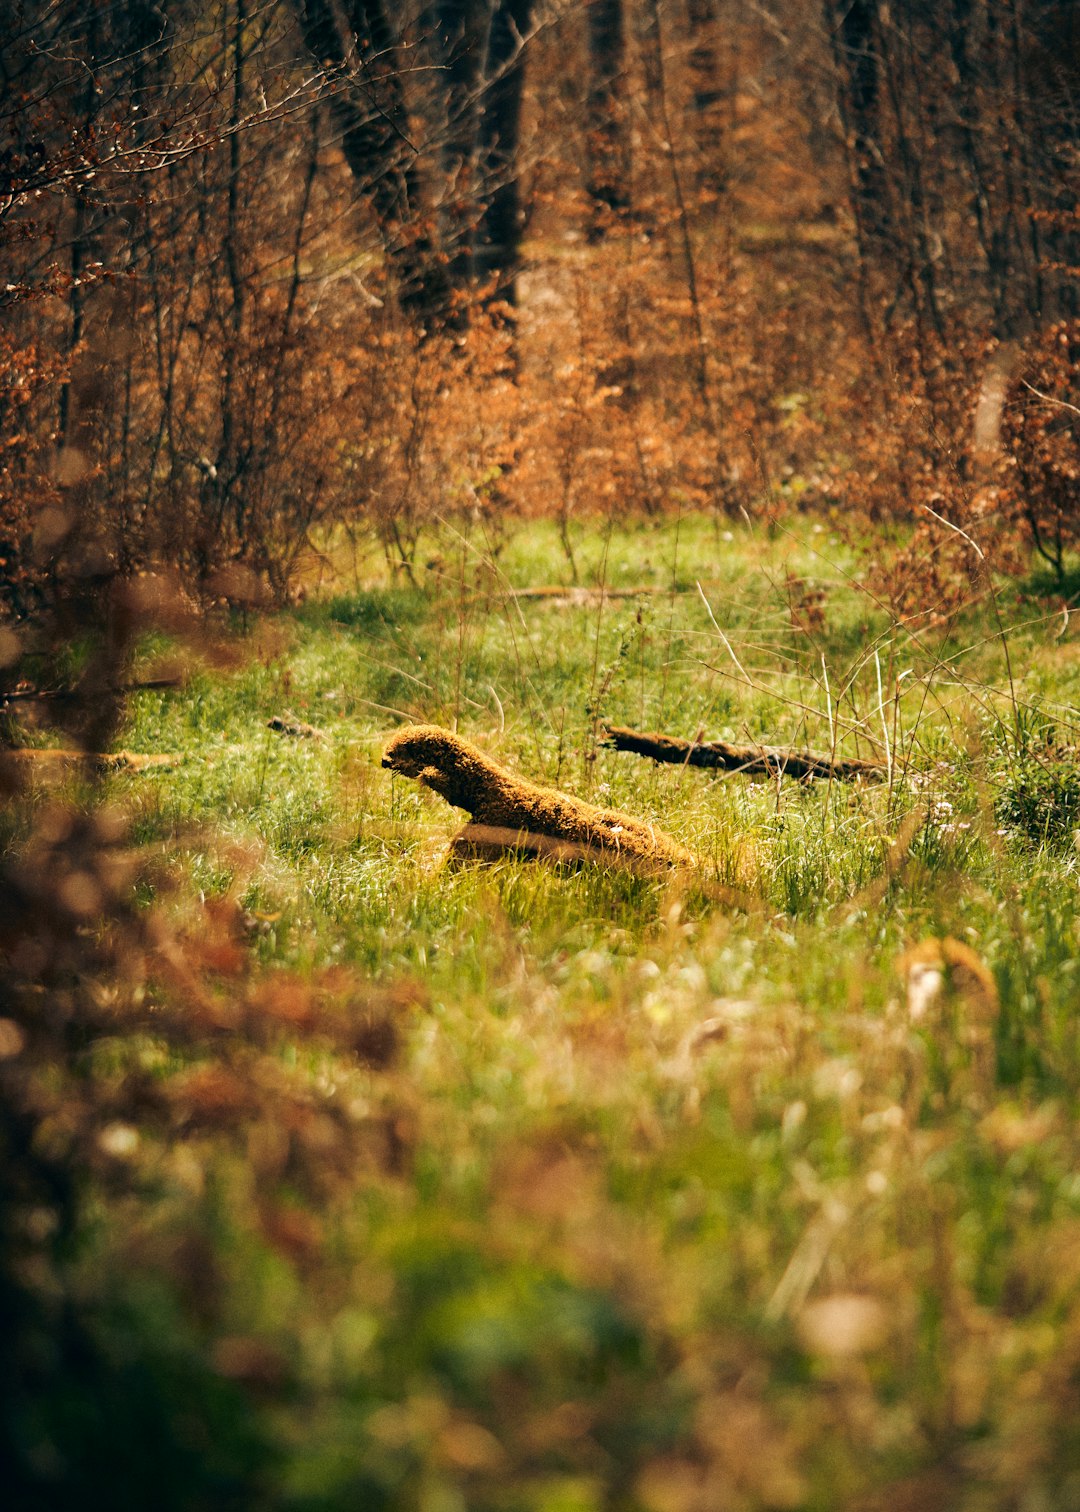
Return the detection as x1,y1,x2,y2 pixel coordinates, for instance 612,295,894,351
8,514,1080,1511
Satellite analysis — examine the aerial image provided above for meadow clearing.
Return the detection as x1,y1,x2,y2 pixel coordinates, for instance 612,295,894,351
8,513,1080,1510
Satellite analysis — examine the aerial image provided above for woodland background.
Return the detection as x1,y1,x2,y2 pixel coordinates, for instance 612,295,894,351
2,0,1078,615
3,3,1080,1509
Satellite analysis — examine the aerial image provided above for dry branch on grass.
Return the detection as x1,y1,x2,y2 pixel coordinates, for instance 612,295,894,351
508,585,667,603
382,724,693,867
602,724,885,783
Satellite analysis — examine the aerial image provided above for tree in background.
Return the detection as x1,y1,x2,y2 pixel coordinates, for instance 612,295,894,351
584,0,629,236
826,0,1078,340
294,0,451,321
471,0,535,303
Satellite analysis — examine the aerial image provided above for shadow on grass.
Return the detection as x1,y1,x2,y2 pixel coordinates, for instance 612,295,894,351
1020,558,1080,602
314,588,432,633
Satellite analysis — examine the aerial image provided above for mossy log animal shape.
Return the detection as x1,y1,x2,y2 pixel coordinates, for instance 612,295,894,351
382,725,692,868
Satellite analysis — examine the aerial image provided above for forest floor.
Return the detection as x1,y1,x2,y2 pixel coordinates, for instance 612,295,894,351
14,512,1080,1509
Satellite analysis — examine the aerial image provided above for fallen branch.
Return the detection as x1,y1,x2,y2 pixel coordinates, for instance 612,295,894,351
505,584,733,605
509,585,663,602
602,724,885,783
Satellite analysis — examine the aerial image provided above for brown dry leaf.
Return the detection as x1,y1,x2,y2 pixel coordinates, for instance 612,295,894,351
435,1419,507,1472
260,1202,324,1264
169,1064,255,1127
518,1400,594,1454
198,939,247,977
695,1394,806,1507
499,1147,601,1224
257,976,315,1028
211,1335,289,1390
0,1018,27,1058
636,1458,706,1512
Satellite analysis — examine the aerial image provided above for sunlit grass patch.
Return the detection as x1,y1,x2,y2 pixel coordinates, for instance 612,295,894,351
9,514,1080,1510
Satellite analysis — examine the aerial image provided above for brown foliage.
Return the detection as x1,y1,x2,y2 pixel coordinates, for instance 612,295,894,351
1002,319,1080,580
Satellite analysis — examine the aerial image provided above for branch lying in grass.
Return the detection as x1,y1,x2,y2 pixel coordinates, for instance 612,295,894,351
505,584,696,603
511,585,655,601
602,725,885,783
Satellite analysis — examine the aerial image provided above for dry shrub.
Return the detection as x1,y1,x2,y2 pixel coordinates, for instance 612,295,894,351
816,321,1028,621
4,0,1072,643
851,317,1080,617
0,329,68,620
1001,318,1080,581
357,309,523,577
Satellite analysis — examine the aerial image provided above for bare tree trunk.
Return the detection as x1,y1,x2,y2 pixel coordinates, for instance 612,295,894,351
216,0,247,549
473,0,534,305
1028,0,1080,317
879,10,944,337
945,0,1008,332
639,0,740,513
1005,0,1046,322
58,3,100,448
434,0,489,292
830,0,887,248
585,0,629,237
684,0,728,195
826,0,893,349
295,0,447,320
